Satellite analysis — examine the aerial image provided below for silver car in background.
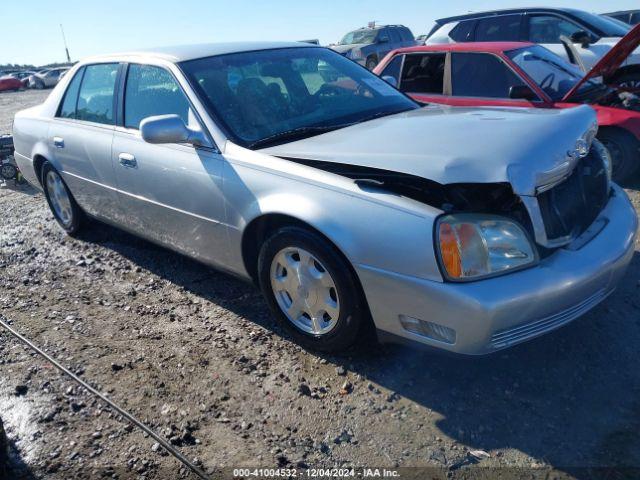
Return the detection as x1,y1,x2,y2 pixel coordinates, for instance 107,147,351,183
12,43,638,354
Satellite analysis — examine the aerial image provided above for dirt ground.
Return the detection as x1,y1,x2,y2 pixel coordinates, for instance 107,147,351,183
1,89,640,480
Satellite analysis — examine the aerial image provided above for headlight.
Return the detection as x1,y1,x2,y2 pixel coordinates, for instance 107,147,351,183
437,214,538,281
350,49,363,60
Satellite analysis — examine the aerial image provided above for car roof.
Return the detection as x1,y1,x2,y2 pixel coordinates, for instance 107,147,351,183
435,7,585,24
390,41,534,54
84,41,315,63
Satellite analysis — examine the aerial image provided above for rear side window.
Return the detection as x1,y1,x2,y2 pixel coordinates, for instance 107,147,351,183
451,53,526,98
380,55,403,85
76,63,119,125
124,64,192,130
400,53,446,94
58,68,84,119
632,13,640,24
449,20,475,42
475,15,522,41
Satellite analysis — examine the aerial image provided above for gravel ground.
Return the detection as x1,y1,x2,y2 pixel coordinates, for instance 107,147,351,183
0,89,50,134
1,90,640,479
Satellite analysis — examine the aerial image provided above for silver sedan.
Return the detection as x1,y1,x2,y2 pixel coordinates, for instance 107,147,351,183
12,43,638,354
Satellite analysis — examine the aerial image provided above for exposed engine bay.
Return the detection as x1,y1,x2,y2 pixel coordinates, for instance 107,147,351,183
599,89,640,111
283,156,534,235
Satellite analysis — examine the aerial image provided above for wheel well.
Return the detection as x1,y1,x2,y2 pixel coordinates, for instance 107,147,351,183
241,213,375,336
242,214,326,284
598,125,640,144
33,155,47,186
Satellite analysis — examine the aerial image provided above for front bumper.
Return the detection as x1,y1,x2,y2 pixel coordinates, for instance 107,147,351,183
357,184,638,355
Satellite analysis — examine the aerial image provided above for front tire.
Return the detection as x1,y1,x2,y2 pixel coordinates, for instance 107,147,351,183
258,227,367,352
41,162,84,235
598,128,639,183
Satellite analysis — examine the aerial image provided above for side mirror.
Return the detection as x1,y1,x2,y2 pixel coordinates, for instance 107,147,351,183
509,85,538,101
140,114,207,146
570,30,591,48
382,75,398,88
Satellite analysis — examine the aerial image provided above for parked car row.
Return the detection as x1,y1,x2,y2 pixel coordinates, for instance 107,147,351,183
12,38,638,355
0,67,70,93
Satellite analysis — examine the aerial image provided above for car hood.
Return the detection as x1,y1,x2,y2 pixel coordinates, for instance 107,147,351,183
260,105,598,197
564,24,640,101
331,44,368,54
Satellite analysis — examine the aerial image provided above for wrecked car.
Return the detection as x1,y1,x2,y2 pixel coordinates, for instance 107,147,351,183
12,43,638,354
375,24,640,181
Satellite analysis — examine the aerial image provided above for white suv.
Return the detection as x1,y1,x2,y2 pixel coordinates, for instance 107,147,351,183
426,8,640,86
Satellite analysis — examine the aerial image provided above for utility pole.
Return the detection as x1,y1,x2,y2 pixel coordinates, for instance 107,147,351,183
60,24,71,63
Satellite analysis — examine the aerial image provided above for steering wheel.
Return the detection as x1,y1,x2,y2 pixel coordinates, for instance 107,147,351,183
539,73,555,91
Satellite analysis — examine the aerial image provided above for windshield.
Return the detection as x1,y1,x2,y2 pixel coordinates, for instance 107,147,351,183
180,47,418,148
340,30,378,45
569,9,631,37
507,45,601,101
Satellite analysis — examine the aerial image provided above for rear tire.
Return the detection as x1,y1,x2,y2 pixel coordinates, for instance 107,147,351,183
365,57,378,70
597,128,639,183
258,226,367,352
41,162,84,235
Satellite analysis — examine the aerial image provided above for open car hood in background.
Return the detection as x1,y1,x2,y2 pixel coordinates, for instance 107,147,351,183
563,24,640,101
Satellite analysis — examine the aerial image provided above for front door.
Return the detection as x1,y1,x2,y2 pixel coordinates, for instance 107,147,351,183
111,63,229,268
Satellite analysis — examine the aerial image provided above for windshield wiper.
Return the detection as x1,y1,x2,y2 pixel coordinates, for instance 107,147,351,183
248,108,414,150
248,125,344,149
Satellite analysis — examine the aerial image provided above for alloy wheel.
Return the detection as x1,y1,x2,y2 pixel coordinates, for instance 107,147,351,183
270,247,340,335
46,170,73,226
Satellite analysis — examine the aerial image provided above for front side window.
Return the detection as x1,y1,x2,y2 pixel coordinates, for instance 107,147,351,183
124,64,193,130
380,55,403,85
475,15,522,41
58,68,84,119
528,15,586,44
181,47,418,148
451,53,527,98
507,45,598,101
400,53,446,94
388,29,402,43
76,63,119,125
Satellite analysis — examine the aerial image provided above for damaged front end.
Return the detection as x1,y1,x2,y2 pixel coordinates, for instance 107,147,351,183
282,127,612,265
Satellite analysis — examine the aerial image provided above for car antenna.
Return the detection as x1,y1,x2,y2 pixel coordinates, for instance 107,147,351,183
60,24,72,63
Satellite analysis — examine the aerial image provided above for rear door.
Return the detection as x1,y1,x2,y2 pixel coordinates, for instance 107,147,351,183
48,63,121,219
111,62,229,267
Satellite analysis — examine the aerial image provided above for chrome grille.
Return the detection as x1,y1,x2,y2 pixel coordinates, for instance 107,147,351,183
490,288,611,350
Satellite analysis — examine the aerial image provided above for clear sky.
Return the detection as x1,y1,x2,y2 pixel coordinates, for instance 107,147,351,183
3,0,638,66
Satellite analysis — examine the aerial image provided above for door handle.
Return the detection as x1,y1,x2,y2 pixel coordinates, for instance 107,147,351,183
118,153,137,168
53,137,64,148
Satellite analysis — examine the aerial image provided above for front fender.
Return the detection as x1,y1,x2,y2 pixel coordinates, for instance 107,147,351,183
222,150,444,283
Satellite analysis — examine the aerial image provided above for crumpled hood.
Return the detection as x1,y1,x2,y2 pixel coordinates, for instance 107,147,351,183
260,104,598,197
